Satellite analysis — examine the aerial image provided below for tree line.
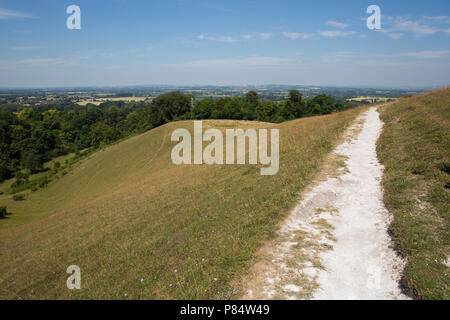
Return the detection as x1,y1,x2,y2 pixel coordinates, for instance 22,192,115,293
0,90,352,183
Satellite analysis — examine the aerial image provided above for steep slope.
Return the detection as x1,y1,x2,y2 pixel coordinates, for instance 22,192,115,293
377,88,450,299
0,109,363,299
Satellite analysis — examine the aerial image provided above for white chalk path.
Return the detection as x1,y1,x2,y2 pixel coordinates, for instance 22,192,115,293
244,107,409,300
311,107,408,299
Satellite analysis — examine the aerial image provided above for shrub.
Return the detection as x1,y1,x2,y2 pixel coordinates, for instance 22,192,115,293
12,172,29,188
53,161,61,170
13,194,25,201
38,177,49,188
0,206,8,219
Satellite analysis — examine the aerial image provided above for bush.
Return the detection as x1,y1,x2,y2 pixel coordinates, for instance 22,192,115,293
12,171,29,188
0,206,8,219
53,161,61,170
13,194,25,201
38,177,49,188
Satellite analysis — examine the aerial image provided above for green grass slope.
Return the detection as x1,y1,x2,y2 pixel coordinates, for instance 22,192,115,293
377,88,450,299
0,108,363,299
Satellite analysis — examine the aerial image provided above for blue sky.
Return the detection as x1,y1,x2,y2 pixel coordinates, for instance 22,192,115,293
0,0,449,88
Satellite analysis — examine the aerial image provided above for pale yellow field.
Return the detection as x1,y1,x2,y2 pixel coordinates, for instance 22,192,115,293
347,96,395,102
77,96,153,105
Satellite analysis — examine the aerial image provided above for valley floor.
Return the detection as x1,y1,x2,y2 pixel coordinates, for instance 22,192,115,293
242,107,409,300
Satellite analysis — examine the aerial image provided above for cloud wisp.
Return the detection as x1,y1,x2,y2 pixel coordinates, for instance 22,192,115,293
377,50,450,59
380,16,450,39
197,32,272,43
319,30,357,38
12,46,43,51
257,33,272,40
326,21,349,29
0,7,36,20
166,56,299,68
283,32,313,40
18,58,65,67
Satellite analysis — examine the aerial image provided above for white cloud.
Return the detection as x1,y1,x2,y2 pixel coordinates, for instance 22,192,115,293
423,16,450,23
18,58,65,66
388,33,404,40
321,51,359,63
319,30,356,37
375,50,450,59
12,46,42,51
166,56,297,68
197,34,241,43
258,33,272,40
401,50,450,59
283,32,313,40
381,17,441,38
0,7,35,20
217,36,240,43
197,33,258,43
326,21,348,29
376,16,450,39
394,18,439,36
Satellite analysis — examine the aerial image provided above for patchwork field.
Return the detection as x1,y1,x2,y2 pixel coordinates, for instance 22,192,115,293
77,96,153,106
347,96,395,103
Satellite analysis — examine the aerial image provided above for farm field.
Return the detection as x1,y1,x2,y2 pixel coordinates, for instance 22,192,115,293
347,96,396,103
77,96,153,106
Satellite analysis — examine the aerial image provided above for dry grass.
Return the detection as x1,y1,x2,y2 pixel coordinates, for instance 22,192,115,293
0,107,363,299
377,88,450,299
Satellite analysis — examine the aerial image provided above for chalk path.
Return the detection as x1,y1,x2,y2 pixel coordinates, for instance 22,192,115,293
243,107,409,300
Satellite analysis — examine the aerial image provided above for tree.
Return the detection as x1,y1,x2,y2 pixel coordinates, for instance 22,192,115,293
90,122,119,147
192,98,215,119
23,152,44,174
309,94,335,114
0,159,12,182
287,90,308,118
288,90,303,105
151,91,192,121
245,90,259,106
211,97,232,119
243,91,259,120
256,100,275,121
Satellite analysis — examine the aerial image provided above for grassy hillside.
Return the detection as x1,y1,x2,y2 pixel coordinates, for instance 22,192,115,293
377,89,450,299
0,108,363,299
